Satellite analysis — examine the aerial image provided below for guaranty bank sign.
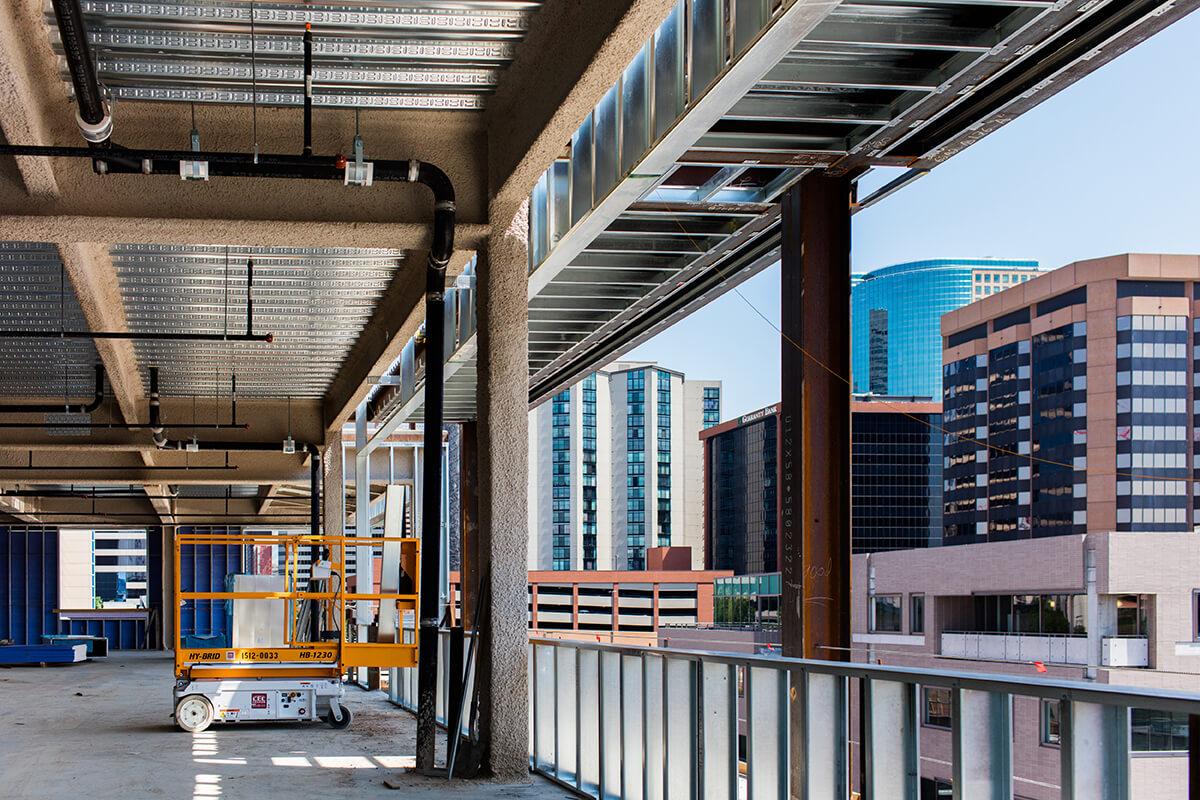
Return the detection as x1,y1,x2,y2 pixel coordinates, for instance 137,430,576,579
739,405,779,426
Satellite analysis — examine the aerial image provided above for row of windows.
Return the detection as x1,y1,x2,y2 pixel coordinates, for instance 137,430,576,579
1117,480,1188,497
975,272,1034,284
868,593,924,634
1117,452,1187,469
1118,425,1189,441
1118,507,1187,524
1117,370,1187,387
1119,341,1188,359
1124,396,1188,414
1119,315,1187,332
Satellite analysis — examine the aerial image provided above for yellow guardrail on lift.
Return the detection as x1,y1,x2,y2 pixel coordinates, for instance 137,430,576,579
173,530,419,681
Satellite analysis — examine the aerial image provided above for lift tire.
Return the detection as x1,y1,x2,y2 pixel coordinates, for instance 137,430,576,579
328,706,353,730
175,694,215,733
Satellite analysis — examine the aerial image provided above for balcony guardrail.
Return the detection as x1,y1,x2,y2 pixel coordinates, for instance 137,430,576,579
941,631,1090,666
529,636,1200,800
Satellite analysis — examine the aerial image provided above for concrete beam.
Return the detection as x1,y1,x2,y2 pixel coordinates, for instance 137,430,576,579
0,0,61,199
2,216,490,252
486,0,676,207
57,242,145,424
144,483,176,524
0,448,310,484
0,492,41,523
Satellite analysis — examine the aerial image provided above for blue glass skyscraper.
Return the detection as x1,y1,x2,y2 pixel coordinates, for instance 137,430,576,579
851,259,1040,398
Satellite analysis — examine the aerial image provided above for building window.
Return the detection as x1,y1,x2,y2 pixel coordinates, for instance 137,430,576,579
1042,700,1060,746
1116,595,1149,637
1194,590,1200,640
910,594,924,635
870,594,902,632
923,687,952,729
1132,709,1189,752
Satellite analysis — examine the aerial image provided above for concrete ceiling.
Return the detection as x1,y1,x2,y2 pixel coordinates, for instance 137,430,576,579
0,0,1196,527
0,0,666,524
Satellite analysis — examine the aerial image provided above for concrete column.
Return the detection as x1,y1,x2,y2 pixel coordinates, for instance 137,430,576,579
323,428,344,543
475,200,530,779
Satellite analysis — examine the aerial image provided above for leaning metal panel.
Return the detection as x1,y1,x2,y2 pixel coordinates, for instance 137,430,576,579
50,0,541,108
0,243,102,398
110,243,405,398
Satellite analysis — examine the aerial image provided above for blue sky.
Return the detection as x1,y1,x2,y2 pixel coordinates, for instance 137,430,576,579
627,10,1200,421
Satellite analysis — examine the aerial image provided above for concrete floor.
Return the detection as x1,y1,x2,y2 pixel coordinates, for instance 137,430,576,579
0,651,562,800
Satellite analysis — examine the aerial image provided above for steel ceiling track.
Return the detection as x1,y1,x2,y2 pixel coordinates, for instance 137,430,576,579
111,243,405,398
520,0,1200,407
48,0,542,109
0,243,102,398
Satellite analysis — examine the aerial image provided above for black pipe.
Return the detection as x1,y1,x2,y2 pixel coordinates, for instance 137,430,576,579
0,330,272,342
415,159,454,773
49,0,110,144
0,144,446,186
0,363,104,414
303,24,313,158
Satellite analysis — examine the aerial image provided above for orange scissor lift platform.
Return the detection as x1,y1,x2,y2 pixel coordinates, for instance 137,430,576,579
171,529,417,732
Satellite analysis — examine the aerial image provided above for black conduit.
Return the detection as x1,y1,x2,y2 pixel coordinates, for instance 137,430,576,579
303,24,313,158
415,160,454,773
49,0,110,144
0,363,104,414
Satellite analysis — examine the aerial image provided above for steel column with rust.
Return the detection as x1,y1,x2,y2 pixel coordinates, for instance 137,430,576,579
779,171,852,660
780,171,852,790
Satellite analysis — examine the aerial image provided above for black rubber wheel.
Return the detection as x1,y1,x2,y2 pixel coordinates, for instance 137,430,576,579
175,694,215,733
327,705,353,730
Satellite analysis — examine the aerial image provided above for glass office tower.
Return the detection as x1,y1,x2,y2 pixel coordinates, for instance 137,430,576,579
852,259,1041,398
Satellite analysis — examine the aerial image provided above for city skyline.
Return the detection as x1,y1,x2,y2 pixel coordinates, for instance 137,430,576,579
627,10,1200,422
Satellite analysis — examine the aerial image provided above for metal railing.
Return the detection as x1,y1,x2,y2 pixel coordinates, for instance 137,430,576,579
388,628,475,739
941,631,1090,666
528,637,1200,800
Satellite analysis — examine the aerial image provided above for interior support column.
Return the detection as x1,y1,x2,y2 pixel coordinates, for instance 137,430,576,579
323,427,345,548
475,201,531,779
780,172,852,792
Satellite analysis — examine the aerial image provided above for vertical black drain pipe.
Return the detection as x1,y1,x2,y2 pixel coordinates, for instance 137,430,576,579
415,162,455,773
49,0,111,147
302,23,313,158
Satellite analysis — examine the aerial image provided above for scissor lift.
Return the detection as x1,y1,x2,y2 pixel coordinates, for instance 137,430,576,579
171,527,417,733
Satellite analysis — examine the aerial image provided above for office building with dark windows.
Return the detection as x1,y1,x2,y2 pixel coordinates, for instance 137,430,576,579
941,253,1200,543
701,398,943,573
529,362,719,572
852,259,1041,398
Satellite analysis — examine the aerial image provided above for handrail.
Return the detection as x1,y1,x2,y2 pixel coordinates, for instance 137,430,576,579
529,637,1200,714
527,636,1197,799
